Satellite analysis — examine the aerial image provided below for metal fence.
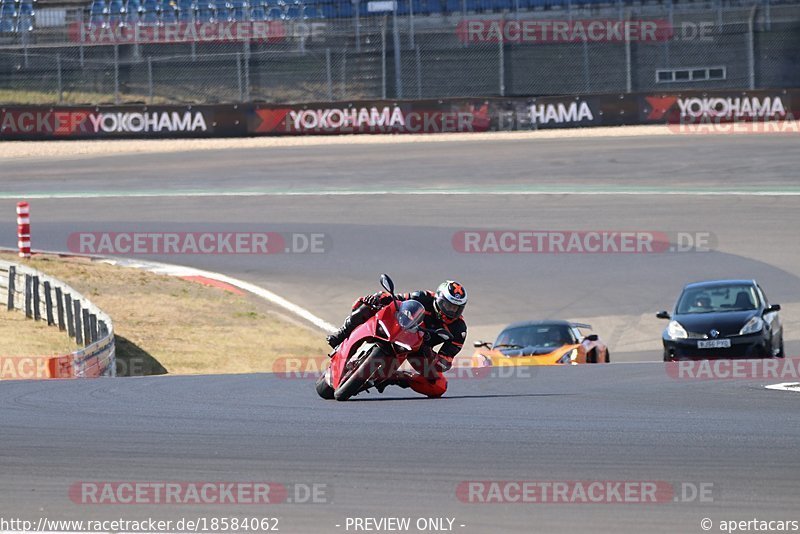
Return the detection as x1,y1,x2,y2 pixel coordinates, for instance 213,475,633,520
0,259,116,378
0,3,798,104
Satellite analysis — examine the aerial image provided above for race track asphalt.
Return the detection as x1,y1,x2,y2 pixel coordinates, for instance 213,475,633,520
0,131,799,533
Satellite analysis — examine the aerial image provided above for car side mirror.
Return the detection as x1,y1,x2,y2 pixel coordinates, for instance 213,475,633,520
473,340,492,349
584,334,599,342
656,310,671,320
764,304,781,314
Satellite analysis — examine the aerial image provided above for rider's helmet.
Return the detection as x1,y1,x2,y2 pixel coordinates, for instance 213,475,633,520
434,280,468,320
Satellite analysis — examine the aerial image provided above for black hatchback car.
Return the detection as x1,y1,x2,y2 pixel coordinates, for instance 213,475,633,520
657,280,783,361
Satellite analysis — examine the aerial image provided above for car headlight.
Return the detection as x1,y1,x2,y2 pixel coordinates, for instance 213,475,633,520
557,348,578,364
739,316,764,335
667,320,688,340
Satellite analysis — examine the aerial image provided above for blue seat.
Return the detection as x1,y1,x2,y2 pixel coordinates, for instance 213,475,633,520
249,5,265,18
194,2,212,19
88,0,106,25
302,4,318,17
445,0,460,11
284,4,299,17
212,0,228,19
228,0,248,19
266,6,282,18
320,2,335,17
395,0,407,13
493,0,511,10
338,0,351,15
160,0,178,21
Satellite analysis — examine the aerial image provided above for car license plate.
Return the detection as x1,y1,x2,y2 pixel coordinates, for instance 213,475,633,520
698,339,731,349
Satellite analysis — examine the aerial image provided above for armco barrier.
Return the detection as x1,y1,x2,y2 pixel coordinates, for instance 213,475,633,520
0,260,115,378
0,88,797,140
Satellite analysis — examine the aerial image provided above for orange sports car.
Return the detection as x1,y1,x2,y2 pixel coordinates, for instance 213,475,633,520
471,320,610,367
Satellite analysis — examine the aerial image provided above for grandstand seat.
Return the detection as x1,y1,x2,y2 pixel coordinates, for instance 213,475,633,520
445,0,461,12
127,0,143,14
106,0,126,26
266,5,282,18
302,4,318,17
284,4,299,17
493,0,511,10
176,0,193,19
0,1,16,32
88,0,107,26
319,2,335,17
211,0,228,19
229,0,248,20
160,0,178,21
249,4,265,19
395,0,407,14
411,0,430,15
194,1,213,20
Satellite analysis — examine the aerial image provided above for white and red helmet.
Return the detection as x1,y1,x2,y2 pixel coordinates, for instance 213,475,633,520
434,280,468,320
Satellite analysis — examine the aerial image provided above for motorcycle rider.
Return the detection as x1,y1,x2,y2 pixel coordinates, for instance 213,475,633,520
326,281,468,398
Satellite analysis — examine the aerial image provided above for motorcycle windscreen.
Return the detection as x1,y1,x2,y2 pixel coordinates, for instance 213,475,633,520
396,300,425,332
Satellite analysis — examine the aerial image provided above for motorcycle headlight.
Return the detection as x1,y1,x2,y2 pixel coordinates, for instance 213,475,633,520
739,316,764,335
667,320,688,340
377,320,389,338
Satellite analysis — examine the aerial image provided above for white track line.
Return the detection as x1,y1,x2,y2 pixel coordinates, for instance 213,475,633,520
102,257,337,333
765,382,800,392
2,189,800,200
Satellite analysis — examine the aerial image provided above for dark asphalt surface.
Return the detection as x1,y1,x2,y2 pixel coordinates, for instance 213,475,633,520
1,132,799,533
1,366,799,533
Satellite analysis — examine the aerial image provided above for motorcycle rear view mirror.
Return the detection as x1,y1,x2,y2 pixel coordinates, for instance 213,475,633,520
380,273,395,296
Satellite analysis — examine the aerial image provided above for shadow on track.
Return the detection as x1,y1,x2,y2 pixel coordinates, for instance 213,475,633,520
348,393,573,402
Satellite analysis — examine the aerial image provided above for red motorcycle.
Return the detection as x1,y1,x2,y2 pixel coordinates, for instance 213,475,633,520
316,274,452,401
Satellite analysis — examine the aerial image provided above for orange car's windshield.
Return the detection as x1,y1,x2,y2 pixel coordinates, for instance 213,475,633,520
495,325,576,349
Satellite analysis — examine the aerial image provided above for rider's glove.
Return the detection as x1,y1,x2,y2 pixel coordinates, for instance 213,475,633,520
361,292,386,308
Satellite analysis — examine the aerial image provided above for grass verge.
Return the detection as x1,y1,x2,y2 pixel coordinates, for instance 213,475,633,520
0,252,329,375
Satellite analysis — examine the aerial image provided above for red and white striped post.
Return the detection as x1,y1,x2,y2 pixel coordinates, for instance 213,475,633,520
16,201,31,258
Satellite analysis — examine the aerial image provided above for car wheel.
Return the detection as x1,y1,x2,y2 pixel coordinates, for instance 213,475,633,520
777,337,785,358
604,350,610,363
663,349,671,362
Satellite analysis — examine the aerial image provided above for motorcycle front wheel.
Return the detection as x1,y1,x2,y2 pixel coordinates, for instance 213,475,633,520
334,344,386,401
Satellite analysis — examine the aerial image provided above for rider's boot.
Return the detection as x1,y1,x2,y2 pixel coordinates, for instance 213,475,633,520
375,371,413,393
326,305,372,350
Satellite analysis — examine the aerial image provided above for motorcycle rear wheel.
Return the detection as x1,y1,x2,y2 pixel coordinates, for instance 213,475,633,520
315,370,335,399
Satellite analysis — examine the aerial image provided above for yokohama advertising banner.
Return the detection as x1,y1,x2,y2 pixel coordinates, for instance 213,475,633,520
639,90,796,123
0,105,246,139
248,100,498,135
